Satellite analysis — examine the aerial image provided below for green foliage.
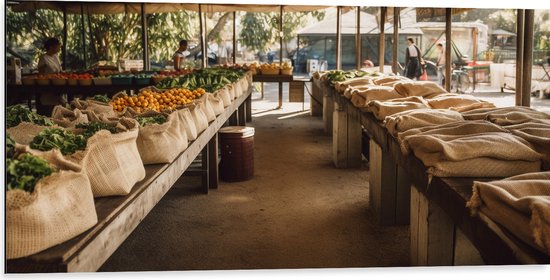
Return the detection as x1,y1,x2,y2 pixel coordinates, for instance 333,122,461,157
92,94,111,103
136,115,167,127
30,128,88,155
7,105,54,128
75,122,118,139
6,153,55,193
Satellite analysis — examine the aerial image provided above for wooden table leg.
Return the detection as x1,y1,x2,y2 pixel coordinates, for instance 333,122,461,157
229,110,238,126
238,102,246,126
208,134,219,189
246,94,252,122
277,81,283,109
261,82,264,99
201,146,209,194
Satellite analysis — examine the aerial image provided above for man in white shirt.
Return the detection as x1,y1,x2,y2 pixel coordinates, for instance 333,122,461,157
436,43,446,86
37,38,62,74
173,39,188,70
404,38,423,79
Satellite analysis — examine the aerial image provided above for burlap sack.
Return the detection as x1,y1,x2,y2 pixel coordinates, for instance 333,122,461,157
426,94,495,110
176,107,198,141
350,86,401,108
239,77,249,95
462,106,550,126
197,93,216,123
365,96,430,120
449,102,497,113
505,122,550,170
429,157,541,178
189,103,209,135
51,106,89,128
233,80,243,98
343,84,372,99
7,122,57,146
372,75,410,86
216,87,232,107
70,98,117,118
394,81,448,99
467,172,550,255
334,77,373,93
134,111,188,164
226,84,236,100
384,108,464,137
208,92,225,115
6,151,97,259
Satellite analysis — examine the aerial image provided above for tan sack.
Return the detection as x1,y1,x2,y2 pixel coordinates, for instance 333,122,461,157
176,107,198,141
7,122,56,145
70,98,117,118
6,151,97,259
372,75,411,85
208,92,225,115
505,122,550,171
189,103,209,135
384,108,464,137
226,84,236,100
239,77,249,95
197,93,216,123
51,106,89,128
135,111,188,164
467,172,550,255
350,86,402,108
334,77,373,93
462,106,550,125
365,96,430,120
233,80,243,98
215,87,232,107
394,81,448,99
343,84,372,99
426,94,495,110
429,157,541,178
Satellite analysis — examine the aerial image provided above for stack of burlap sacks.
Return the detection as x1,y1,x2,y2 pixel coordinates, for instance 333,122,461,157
5,74,251,259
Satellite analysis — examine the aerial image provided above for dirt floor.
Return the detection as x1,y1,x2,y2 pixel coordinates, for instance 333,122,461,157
99,85,409,272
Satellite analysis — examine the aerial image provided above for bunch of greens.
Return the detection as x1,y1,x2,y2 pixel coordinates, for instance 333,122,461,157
7,105,54,128
30,128,87,155
6,134,16,159
156,68,244,90
92,94,111,103
75,122,118,139
6,153,54,193
324,70,371,85
136,115,167,127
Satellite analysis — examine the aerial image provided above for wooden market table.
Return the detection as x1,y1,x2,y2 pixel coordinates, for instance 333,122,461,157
313,78,550,265
252,74,293,109
6,87,253,273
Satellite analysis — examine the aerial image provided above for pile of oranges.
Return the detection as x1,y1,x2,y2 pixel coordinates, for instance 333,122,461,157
110,88,206,113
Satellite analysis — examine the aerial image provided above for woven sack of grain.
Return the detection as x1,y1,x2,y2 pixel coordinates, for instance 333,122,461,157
365,96,430,120
384,108,464,137
6,150,97,259
334,77,373,93
397,120,508,155
504,122,550,170
207,92,225,115
467,172,550,255
372,75,411,86
226,84,236,100
215,87,232,107
197,93,216,123
350,86,403,108
233,80,243,98
7,122,57,145
175,107,198,141
70,98,117,118
133,111,188,164
50,106,89,128
403,131,543,177
462,106,550,125
426,94,495,111
188,103,209,135
239,77,249,95
394,81,448,99
343,84,372,99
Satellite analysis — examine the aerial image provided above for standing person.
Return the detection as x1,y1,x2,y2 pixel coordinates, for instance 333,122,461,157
436,43,446,86
37,37,64,116
218,41,228,65
404,38,423,80
173,39,188,70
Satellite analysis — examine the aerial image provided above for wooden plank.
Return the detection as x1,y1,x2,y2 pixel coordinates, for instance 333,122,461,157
252,75,293,83
245,95,252,122
208,133,219,189
278,81,283,109
368,140,397,225
516,9,525,106
201,147,209,194
323,93,334,135
238,103,246,126
333,101,348,168
6,84,252,273
346,105,363,168
379,7,386,73
310,80,323,117
395,165,411,225
454,227,484,265
521,9,534,107
289,81,305,103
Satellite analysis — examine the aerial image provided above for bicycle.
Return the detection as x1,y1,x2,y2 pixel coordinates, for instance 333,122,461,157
450,64,472,94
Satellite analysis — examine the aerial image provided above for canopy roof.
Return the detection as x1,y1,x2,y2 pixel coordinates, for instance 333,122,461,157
489,29,517,36
8,1,331,14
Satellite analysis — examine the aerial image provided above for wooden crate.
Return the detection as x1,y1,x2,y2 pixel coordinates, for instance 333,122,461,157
289,81,304,103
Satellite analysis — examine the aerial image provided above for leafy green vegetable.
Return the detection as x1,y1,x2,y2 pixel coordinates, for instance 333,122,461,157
92,94,111,103
30,128,87,155
75,122,118,139
156,68,245,90
7,105,54,128
7,153,54,193
136,115,167,127
6,134,16,159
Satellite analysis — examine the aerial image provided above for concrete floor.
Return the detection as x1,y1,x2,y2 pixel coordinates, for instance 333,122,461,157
99,85,409,272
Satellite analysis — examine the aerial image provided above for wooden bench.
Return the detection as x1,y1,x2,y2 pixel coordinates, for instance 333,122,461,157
6,87,253,273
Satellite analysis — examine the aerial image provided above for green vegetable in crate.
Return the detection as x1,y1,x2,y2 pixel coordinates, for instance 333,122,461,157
75,121,118,139
7,105,54,128
6,153,54,193
135,115,167,127
6,134,16,159
92,94,111,103
30,128,87,155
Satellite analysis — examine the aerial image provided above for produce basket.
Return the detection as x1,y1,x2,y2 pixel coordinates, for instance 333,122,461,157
51,78,67,86
67,79,78,86
93,77,112,86
36,78,50,86
261,68,280,75
134,77,152,86
21,77,36,86
281,68,293,75
111,76,134,85
78,79,93,86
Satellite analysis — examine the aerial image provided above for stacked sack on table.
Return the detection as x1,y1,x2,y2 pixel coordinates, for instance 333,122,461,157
467,172,550,256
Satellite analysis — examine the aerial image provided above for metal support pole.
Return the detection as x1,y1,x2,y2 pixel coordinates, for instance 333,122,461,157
80,3,87,68
336,6,342,70
62,6,67,70
445,8,452,92
516,9,525,106
141,3,149,70
522,9,534,107
393,7,400,74
379,7,386,73
356,6,361,69
233,11,237,64
279,5,283,67
199,5,206,68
